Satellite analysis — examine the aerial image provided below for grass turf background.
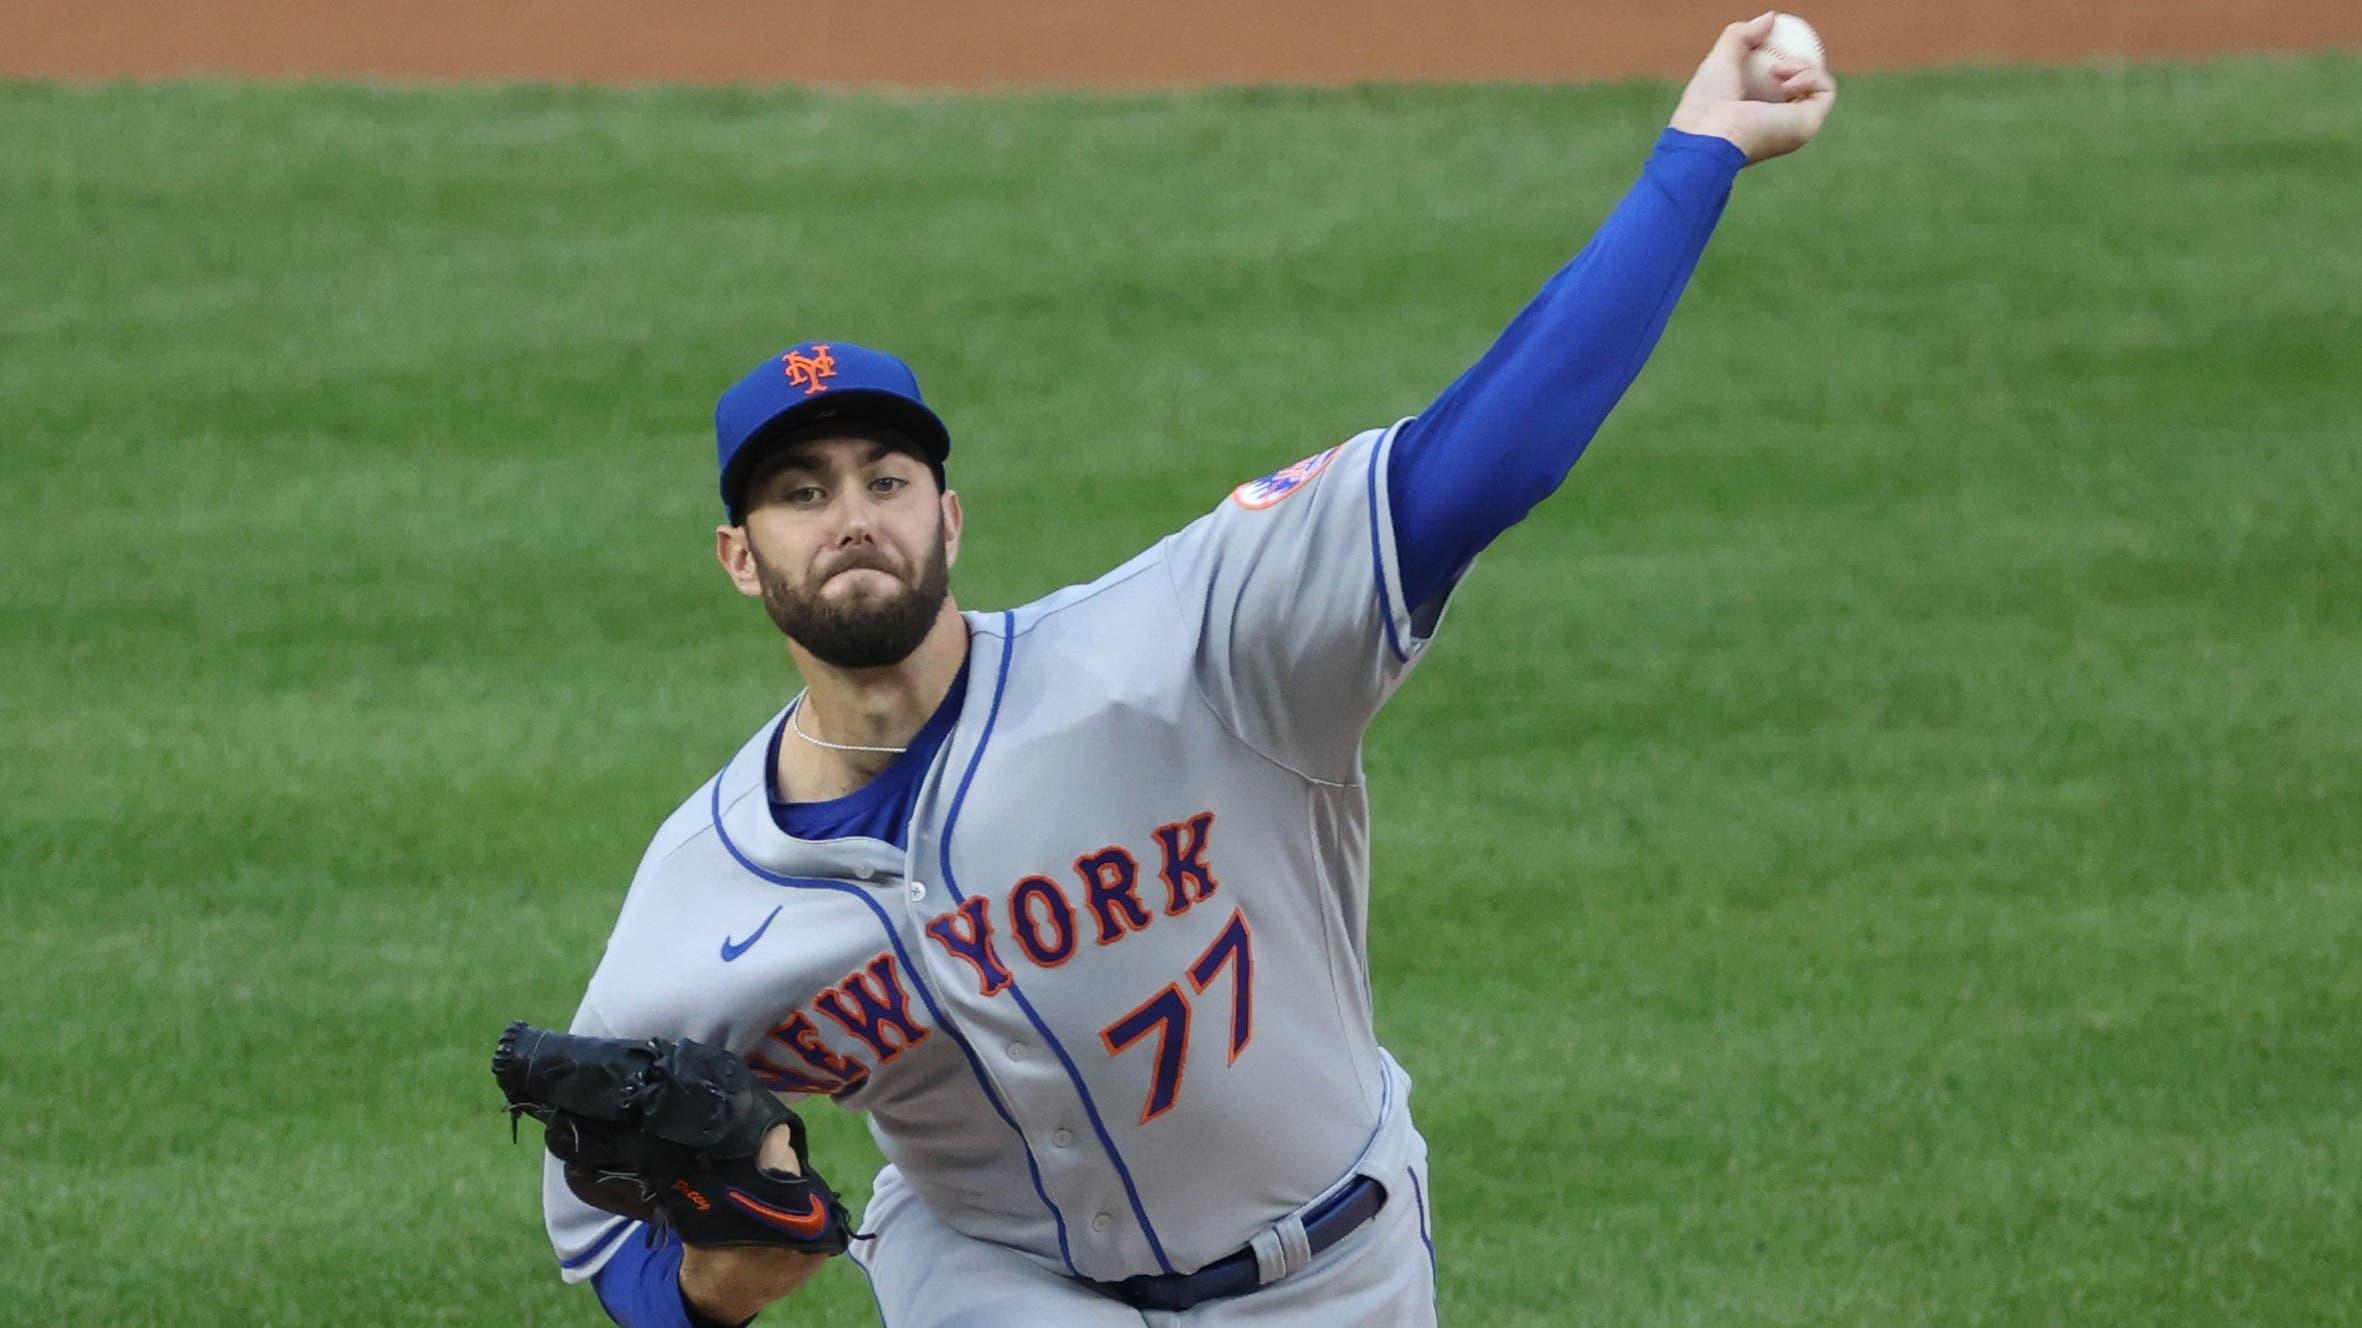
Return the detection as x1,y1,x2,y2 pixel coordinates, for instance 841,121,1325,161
3,54,2357,1326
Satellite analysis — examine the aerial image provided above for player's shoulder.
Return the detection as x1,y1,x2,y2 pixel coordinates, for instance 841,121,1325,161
984,424,1399,643
579,714,783,1014
1166,422,1399,549
635,781,721,875
989,540,1174,642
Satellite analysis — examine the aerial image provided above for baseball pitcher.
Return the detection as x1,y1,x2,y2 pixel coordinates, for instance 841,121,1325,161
497,17,1835,1325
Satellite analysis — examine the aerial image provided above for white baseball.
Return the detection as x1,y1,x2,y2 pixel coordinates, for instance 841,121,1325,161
1743,12,1827,102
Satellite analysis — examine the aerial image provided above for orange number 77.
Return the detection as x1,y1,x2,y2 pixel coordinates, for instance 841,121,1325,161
1098,908,1254,1125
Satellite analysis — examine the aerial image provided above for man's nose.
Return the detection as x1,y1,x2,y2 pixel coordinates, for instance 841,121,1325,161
829,495,889,551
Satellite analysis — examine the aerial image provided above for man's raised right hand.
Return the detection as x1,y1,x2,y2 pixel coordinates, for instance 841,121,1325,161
1668,13,1840,164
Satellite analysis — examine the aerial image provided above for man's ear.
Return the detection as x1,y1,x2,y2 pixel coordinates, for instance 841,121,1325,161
716,525,765,598
941,490,965,568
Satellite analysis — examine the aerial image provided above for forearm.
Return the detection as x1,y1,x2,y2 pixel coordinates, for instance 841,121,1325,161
1388,127,1747,609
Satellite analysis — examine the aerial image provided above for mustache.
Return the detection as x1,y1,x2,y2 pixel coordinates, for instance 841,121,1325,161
818,551,903,580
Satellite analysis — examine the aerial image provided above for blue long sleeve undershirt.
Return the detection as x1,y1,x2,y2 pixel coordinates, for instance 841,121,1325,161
1388,128,1747,615
592,1229,748,1328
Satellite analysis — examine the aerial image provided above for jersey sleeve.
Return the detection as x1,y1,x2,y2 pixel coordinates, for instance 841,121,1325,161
541,998,648,1284
1158,422,1460,783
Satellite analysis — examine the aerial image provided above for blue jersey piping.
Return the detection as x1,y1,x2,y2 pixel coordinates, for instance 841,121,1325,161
707,768,1081,1276
1365,430,1412,664
936,609,1178,1276
1336,1064,1395,1187
1409,1166,1438,1286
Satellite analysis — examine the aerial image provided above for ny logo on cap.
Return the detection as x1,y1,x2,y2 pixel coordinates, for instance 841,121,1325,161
781,344,839,397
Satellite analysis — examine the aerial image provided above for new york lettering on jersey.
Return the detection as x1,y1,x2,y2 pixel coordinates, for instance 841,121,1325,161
708,809,1225,1103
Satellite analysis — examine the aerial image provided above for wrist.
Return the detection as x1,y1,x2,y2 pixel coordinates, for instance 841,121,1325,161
1665,108,1746,156
677,1260,761,1327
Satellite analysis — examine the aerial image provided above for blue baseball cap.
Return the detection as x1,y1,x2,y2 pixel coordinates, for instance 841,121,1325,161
715,340,952,521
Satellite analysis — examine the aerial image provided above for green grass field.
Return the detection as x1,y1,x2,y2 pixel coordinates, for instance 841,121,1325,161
4,53,2358,1326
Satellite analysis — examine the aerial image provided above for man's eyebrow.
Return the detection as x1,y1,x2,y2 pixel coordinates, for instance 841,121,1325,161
864,441,894,465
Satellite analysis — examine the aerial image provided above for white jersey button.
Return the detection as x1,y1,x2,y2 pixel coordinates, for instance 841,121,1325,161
1006,1041,1026,1060
854,864,877,881
907,880,928,902
1090,1213,1113,1233
1052,1128,1074,1148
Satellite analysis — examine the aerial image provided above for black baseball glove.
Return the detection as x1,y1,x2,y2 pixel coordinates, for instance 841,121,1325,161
492,1020,853,1256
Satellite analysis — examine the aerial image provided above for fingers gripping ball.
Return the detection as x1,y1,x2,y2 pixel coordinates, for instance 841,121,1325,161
492,1021,854,1255
1741,12,1827,102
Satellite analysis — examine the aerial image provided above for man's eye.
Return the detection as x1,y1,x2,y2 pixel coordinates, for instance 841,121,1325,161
789,486,824,503
872,477,905,494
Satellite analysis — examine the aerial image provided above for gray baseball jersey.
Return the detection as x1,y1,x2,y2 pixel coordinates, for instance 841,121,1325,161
546,419,1458,1289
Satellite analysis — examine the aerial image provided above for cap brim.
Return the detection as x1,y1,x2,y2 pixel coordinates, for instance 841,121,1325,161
722,390,952,519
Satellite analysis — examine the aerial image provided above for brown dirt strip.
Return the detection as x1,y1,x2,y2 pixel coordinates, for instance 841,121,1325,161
3,0,2355,88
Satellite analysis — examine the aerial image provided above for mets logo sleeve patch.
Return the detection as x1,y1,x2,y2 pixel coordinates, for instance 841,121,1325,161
1229,445,1340,510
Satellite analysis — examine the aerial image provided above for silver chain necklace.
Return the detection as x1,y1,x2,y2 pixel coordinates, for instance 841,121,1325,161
786,695,911,755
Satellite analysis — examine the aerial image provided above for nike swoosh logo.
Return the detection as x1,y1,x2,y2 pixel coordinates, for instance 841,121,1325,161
720,906,783,963
727,1187,830,1236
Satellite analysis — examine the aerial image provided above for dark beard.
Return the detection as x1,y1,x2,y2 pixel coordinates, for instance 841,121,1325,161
752,528,950,670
